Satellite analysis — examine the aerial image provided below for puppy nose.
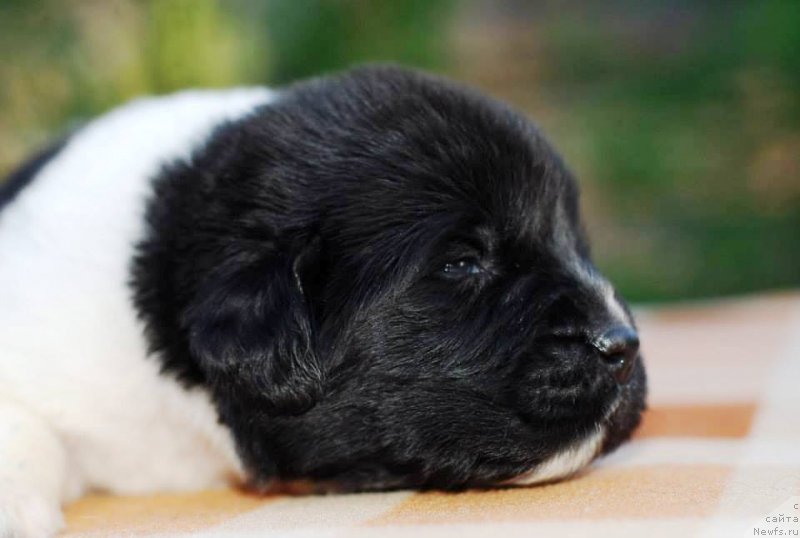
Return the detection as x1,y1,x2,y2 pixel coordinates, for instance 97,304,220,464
591,326,639,384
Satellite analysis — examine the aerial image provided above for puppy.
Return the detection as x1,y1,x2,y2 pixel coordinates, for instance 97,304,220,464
0,65,645,537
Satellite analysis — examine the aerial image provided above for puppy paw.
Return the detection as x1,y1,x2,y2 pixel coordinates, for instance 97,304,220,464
0,489,63,538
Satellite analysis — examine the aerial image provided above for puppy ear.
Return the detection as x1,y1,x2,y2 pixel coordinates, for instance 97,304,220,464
185,238,323,416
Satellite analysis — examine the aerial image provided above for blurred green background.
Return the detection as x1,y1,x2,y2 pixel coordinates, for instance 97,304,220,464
1,0,798,303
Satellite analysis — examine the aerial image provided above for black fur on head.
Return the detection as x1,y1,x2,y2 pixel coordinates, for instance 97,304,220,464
132,65,646,492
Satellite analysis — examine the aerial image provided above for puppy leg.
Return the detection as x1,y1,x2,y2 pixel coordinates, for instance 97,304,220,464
0,402,69,538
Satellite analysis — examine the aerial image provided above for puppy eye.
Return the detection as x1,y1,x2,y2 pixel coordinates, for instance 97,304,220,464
440,258,483,279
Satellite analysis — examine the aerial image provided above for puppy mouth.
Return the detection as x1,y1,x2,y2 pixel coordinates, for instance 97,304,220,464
504,391,628,487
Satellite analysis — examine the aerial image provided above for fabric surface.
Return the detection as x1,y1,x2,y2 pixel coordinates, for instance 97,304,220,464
62,293,800,537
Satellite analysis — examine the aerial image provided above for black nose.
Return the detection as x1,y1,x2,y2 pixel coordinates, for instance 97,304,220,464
591,326,640,384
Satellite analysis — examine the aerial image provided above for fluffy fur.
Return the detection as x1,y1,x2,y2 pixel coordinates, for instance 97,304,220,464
0,66,645,537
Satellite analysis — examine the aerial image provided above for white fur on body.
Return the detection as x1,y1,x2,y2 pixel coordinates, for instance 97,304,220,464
0,88,275,537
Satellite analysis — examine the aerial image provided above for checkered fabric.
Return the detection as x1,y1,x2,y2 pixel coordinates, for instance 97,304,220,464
63,293,800,538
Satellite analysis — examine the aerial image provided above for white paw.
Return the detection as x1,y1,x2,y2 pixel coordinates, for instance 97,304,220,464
0,489,63,538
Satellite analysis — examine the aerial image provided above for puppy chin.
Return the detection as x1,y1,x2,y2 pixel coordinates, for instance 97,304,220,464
503,426,606,486
504,393,626,486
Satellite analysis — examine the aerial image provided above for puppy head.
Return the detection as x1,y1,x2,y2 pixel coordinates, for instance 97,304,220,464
181,66,646,491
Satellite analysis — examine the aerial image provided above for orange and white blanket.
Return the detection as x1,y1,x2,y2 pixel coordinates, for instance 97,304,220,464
63,293,800,537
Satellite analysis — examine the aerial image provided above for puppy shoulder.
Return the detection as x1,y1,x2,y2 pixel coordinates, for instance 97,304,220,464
1,87,277,219
61,87,280,185
0,87,279,443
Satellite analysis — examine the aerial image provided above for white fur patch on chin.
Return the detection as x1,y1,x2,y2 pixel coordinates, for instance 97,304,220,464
505,427,606,486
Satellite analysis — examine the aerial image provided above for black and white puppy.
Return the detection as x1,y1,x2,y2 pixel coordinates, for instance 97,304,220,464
0,66,645,537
